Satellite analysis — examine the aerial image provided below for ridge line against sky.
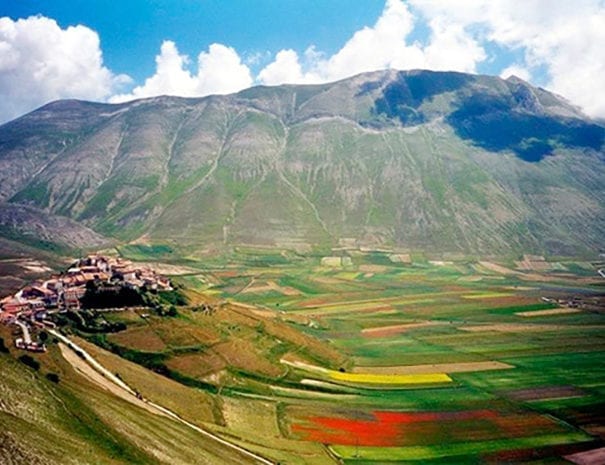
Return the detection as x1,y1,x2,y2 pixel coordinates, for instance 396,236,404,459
1,0,605,123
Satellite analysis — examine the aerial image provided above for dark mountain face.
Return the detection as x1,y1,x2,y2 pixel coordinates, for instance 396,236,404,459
447,90,605,162
372,71,469,124
0,70,603,256
371,71,605,162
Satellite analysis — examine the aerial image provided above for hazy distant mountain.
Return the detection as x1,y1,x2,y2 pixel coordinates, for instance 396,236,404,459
0,70,603,256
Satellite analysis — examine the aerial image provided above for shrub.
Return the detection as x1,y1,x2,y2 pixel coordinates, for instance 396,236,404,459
19,354,40,370
46,372,60,383
167,305,178,317
158,289,188,306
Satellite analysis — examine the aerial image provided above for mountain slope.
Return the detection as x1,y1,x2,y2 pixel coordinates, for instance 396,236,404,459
1,70,603,255
0,203,110,252
0,344,255,465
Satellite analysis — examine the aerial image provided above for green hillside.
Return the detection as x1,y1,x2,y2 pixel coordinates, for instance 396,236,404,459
0,70,603,256
0,334,260,464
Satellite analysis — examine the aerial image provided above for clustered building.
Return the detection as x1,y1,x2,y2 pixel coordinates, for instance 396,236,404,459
0,255,172,351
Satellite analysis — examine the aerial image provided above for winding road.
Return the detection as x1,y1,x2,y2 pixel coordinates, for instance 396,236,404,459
15,320,32,344
49,329,275,465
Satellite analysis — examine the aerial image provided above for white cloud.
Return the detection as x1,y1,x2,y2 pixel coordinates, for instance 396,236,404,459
255,0,605,118
539,8,605,118
111,41,195,101
422,17,486,72
0,15,128,123
408,0,605,118
3,1,605,121
197,43,253,95
258,0,485,86
317,0,424,80
110,41,252,102
257,49,305,86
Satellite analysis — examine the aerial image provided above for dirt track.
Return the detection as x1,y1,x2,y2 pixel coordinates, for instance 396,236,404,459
59,343,162,416
55,332,275,465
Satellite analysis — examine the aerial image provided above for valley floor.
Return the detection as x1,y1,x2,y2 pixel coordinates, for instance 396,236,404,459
2,249,604,464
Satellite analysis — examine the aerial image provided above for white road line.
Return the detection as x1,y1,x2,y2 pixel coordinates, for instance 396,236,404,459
15,321,32,344
50,329,275,465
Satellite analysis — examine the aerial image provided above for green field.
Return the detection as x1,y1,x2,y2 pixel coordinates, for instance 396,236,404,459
180,252,603,464
7,250,603,464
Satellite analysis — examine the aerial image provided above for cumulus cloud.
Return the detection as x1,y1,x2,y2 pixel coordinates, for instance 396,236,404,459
408,0,605,118
258,0,485,86
197,43,253,95
0,15,128,123
257,49,305,86
422,17,486,72
539,7,605,118
110,41,252,102
3,1,605,121
316,0,424,80
254,0,605,118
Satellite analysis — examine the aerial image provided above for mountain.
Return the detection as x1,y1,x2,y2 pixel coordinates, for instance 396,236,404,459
0,70,603,256
0,203,110,252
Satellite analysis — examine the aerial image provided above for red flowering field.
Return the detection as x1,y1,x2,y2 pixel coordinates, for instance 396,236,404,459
289,408,566,447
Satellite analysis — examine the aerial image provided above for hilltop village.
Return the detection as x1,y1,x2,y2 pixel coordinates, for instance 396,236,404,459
0,255,172,351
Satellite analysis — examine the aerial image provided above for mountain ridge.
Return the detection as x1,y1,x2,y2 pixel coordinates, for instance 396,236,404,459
1,69,603,256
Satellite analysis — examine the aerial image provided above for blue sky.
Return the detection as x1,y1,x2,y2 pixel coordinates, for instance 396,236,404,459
2,1,389,82
1,0,605,122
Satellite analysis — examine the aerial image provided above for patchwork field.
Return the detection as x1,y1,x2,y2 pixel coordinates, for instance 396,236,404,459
193,251,604,463
67,249,605,463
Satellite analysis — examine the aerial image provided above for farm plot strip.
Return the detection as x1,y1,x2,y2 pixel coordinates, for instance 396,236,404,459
351,361,514,375
290,409,504,447
502,386,586,402
329,432,593,461
516,308,583,317
361,321,446,338
280,357,452,386
292,290,469,311
329,371,452,385
462,292,513,299
564,446,605,465
288,408,589,450
459,323,605,333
